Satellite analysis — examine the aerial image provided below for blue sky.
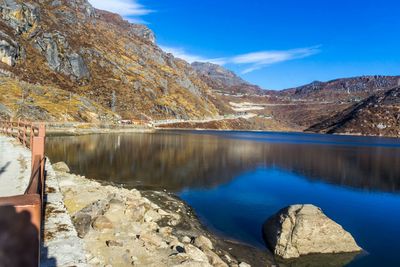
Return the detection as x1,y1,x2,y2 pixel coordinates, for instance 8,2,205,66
89,0,400,90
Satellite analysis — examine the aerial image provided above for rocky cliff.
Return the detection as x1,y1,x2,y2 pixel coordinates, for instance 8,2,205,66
0,0,222,121
307,87,400,137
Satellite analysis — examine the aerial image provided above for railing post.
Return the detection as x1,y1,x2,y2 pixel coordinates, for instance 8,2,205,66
31,123,46,204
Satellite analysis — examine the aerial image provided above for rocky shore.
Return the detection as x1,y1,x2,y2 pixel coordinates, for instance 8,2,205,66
51,162,268,267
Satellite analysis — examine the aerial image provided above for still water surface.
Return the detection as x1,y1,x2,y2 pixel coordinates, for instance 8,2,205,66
46,131,400,267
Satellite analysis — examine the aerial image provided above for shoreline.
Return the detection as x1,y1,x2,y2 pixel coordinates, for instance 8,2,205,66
49,162,272,266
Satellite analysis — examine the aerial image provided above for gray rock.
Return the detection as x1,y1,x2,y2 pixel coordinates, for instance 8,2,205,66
129,24,156,44
263,204,362,259
34,32,90,80
67,52,90,79
52,162,70,173
71,212,91,238
71,198,111,237
0,1,40,34
0,39,18,66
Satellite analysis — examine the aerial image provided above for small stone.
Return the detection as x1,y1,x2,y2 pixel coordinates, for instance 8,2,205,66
194,235,213,250
159,226,173,237
92,216,113,230
106,240,123,247
239,262,251,267
185,244,209,262
140,232,164,247
157,208,169,216
144,209,162,222
53,162,70,173
176,245,186,253
182,236,192,243
71,213,91,238
203,248,228,267
224,255,232,263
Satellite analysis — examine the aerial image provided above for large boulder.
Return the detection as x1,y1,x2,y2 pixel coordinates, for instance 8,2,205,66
263,204,362,259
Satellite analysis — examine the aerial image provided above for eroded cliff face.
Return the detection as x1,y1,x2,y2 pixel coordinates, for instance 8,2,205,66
0,0,221,121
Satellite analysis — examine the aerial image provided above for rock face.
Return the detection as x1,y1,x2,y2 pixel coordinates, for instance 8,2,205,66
34,32,90,80
263,204,362,259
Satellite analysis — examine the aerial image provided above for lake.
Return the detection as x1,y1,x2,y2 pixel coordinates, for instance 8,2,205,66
46,131,400,267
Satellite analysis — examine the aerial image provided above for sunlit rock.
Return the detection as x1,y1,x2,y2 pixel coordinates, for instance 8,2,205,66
263,204,362,259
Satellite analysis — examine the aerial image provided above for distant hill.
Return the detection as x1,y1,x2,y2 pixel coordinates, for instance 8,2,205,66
191,62,266,95
281,76,400,102
307,87,400,137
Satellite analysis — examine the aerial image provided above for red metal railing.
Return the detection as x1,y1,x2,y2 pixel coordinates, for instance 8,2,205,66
0,119,46,267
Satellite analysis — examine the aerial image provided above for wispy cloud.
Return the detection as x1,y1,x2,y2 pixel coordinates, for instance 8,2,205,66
232,47,321,74
159,46,227,65
88,0,152,23
160,45,321,74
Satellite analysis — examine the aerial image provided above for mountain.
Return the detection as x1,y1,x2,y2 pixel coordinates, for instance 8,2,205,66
0,0,223,121
191,62,265,95
307,87,400,137
281,76,400,102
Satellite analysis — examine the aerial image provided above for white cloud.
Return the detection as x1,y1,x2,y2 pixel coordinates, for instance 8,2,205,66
160,45,321,74
159,46,227,65
88,0,152,23
232,47,321,74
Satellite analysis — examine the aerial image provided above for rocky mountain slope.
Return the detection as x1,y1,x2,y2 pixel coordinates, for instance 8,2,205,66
0,76,118,122
191,62,265,95
0,0,223,121
307,87,400,137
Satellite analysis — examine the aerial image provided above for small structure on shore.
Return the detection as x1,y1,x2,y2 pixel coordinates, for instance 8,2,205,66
263,204,362,259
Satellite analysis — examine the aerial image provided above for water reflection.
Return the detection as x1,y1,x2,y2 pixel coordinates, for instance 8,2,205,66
46,131,400,193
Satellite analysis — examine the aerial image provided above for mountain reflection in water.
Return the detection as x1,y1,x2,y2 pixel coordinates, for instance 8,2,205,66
46,131,400,193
